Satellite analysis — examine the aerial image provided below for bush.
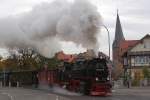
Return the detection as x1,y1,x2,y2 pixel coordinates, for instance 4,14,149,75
132,79,140,86
143,67,150,78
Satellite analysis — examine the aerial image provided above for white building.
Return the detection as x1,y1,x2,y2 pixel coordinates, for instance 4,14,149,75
123,34,150,86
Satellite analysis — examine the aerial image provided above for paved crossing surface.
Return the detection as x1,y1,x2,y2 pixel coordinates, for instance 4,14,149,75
0,88,70,100
63,87,150,100
0,87,150,100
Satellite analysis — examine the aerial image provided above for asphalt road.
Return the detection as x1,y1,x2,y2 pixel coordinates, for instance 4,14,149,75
0,87,150,100
0,87,69,100
63,87,150,100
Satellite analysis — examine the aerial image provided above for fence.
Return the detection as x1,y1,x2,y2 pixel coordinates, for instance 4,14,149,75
0,70,38,87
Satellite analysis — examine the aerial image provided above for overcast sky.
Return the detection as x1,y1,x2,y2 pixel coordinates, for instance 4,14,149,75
0,0,150,57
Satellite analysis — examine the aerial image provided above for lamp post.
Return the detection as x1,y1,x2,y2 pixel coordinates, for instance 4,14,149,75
3,66,6,87
101,25,111,59
100,25,111,82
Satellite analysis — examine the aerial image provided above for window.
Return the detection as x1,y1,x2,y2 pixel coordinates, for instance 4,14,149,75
141,57,144,64
144,44,146,48
135,56,140,64
133,56,150,66
131,57,135,66
123,57,128,66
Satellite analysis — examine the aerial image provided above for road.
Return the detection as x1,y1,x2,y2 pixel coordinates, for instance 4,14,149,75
61,87,150,100
0,87,150,100
0,87,69,100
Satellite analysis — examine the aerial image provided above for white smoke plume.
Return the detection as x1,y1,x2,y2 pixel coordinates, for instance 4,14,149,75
0,0,101,58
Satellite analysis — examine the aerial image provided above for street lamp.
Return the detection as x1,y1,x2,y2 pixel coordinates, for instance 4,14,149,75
96,24,111,59
3,66,6,87
101,25,111,59
99,25,111,82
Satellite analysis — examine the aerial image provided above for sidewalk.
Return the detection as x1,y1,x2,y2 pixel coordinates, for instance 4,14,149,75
113,85,150,90
113,86,150,96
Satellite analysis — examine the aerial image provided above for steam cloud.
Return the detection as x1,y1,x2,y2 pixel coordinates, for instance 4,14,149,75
0,0,101,58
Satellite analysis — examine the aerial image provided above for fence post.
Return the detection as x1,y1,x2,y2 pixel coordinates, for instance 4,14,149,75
17,81,19,87
0,81,2,87
9,81,11,87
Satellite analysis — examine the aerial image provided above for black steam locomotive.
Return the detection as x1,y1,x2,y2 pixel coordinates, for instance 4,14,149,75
58,58,112,95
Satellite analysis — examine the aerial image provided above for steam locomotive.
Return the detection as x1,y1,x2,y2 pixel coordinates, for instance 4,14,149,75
38,58,112,96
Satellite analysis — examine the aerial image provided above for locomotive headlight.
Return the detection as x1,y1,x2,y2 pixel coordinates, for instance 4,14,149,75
107,77,110,80
96,77,99,81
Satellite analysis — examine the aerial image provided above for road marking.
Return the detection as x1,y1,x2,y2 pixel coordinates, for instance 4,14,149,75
56,95,59,100
23,93,34,96
1,92,14,100
47,93,54,96
113,98,121,100
112,90,116,92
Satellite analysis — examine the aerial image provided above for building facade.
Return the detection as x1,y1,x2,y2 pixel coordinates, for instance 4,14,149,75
122,35,150,86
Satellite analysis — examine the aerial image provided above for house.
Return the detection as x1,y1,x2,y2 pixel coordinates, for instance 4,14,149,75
76,49,96,60
55,51,76,62
122,34,150,86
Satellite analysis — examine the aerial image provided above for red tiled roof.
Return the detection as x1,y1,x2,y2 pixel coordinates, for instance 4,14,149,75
119,34,150,56
56,51,76,62
119,40,140,56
